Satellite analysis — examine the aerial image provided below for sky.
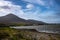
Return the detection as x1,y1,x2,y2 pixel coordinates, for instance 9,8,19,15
0,0,60,23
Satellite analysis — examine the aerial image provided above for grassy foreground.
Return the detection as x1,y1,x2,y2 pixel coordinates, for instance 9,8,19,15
0,27,60,40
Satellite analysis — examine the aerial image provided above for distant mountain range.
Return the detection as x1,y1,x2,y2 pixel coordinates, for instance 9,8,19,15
0,14,47,26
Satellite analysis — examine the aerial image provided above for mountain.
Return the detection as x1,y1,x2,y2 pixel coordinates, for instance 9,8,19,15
27,19,45,25
0,14,46,26
0,14,26,23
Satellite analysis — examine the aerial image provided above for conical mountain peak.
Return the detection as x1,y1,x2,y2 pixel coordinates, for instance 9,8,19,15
0,13,46,26
6,13,18,17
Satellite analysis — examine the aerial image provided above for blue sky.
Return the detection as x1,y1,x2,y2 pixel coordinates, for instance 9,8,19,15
0,0,60,23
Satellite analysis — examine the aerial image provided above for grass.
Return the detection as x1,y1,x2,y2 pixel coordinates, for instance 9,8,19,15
0,27,60,40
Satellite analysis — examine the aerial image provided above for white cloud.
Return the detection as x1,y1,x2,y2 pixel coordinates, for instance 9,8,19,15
37,10,60,23
26,4,34,10
23,0,44,5
0,0,12,6
23,0,55,8
0,0,24,16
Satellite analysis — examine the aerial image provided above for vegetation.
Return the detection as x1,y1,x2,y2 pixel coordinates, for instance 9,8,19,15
0,23,9,27
0,27,60,40
0,23,42,27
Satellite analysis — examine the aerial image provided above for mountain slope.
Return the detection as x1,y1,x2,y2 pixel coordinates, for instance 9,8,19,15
0,14,25,23
0,14,46,26
27,19,46,25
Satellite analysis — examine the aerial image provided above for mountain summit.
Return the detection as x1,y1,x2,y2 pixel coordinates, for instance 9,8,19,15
0,14,25,23
0,14,46,26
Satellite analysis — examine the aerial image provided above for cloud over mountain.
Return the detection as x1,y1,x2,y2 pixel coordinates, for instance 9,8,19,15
0,0,60,23
0,0,23,16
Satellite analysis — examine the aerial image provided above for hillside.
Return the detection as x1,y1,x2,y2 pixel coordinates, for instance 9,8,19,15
0,28,60,40
0,14,46,26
